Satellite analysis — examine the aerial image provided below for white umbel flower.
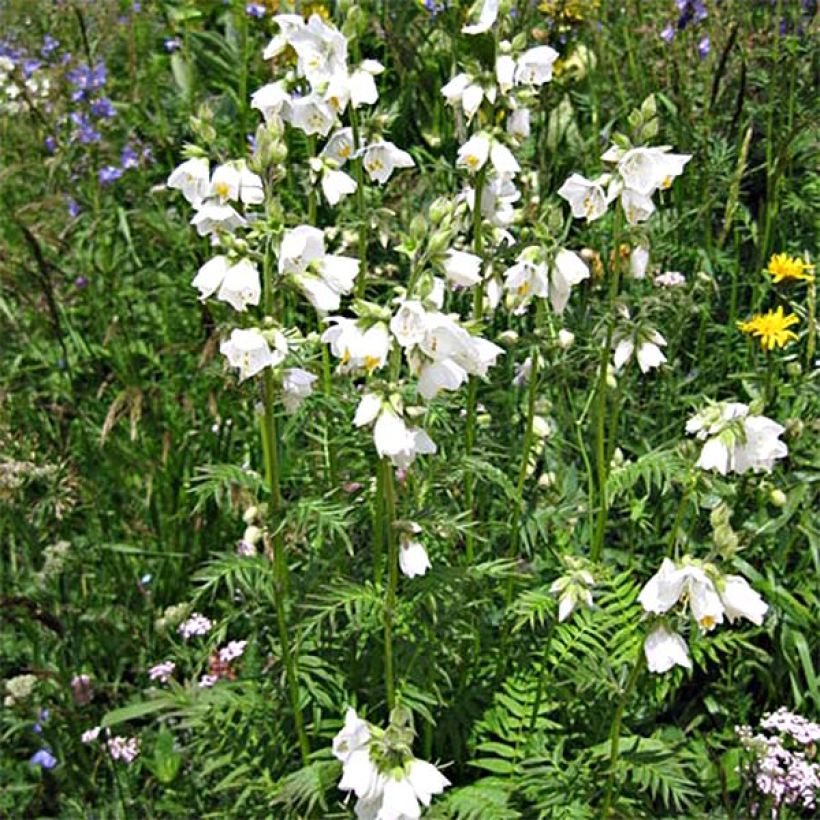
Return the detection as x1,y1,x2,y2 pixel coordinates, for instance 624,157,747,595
644,624,692,674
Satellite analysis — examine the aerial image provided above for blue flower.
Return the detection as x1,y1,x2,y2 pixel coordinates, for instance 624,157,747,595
99,166,123,185
660,25,675,43
121,144,139,169
29,749,57,770
698,35,710,59
164,37,182,53
41,35,60,58
245,2,266,17
90,97,117,119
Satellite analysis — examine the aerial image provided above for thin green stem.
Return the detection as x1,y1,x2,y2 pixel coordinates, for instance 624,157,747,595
381,458,399,711
510,350,539,561
591,219,623,563
600,653,644,818
350,104,369,299
261,238,310,765
463,166,487,562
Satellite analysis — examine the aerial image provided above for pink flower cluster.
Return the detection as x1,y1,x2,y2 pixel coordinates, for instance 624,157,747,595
107,735,140,764
178,612,212,639
148,660,176,683
736,708,820,816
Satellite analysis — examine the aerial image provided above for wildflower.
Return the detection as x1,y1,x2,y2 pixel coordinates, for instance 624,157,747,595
496,55,516,93
250,81,290,125
603,145,691,197
630,245,649,279
246,2,266,17
178,612,213,639
4,673,37,706
660,25,676,42
399,531,431,579
697,36,710,59
644,624,692,673
462,0,499,34
766,253,814,284
353,395,436,469
323,317,391,372
321,127,355,166
282,368,317,413
286,94,337,136
654,271,685,288
441,72,484,120
441,250,483,288
557,173,610,221
148,661,176,684
280,226,359,312
390,301,429,349
218,641,248,663
550,561,595,621
507,106,531,141
334,708,450,817
98,165,123,185
29,749,58,770
613,329,667,374
192,256,261,312
198,674,219,689
108,736,140,764
514,45,560,86
167,157,210,206
737,306,799,351
81,726,101,743
220,328,287,381
361,141,415,184
320,166,357,206
557,329,575,349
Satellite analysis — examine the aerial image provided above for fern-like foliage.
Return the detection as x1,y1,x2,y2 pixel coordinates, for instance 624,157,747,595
607,446,687,501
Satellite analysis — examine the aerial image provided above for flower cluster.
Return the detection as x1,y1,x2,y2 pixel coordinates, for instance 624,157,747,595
639,557,768,673
148,660,176,684
686,401,788,475
736,709,820,816
333,707,450,819
660,1,710,59
550,558,596,622
178,612,213,639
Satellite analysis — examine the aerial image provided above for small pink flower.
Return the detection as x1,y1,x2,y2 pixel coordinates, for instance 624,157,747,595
107,735,140,764
148,661,176,683
81,726,101,744
198,674,219,689
218,641,248,664
178,613,212,639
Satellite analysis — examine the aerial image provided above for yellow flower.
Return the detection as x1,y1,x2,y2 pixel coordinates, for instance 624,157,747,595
302,3,330,20
766,253,815,284
737,306,799,351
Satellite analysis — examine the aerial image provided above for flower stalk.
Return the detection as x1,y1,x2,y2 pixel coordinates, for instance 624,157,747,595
381,457,399,710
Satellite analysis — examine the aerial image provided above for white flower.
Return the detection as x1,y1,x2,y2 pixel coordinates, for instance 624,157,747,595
340,748,383,800
489,140,520,178
321,127,355,166
630,245,650,279
550,249,590,314
289,15,348,88
462,0,499,34
279,225,358,312
613,331,667,373
209,163,264,205
361,141,415,184
349,60,383,108
504,257,549,303
441,250,483,288
192,255,230,301
321,167,357,206
216,258,261,312
286,94,336,137
262,14,305,60
620,187,656,225
507,107,531,141
496,55,516,93
417,358,469,400
456,133,490,174
441,73,484,120
332,708,371,764
687,403,788,475
323,318,390,372
515,46,560,86
603,145,691,196
220,328,286,381
354,397,437,469
399,536,431,578
250,81,290,124
390,301,429,349
469,174,520,226
282,368,317,413
557,329,575,349
167,157,210,206
655,271,686,288
644,624,692,674
190,201,246,236
405,759,450,808
557,173,609,221
719,575,768,626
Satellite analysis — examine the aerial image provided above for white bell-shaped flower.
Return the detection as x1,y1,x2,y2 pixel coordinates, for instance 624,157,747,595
216,258,261,312
719,575,768,626
462,0,499,34
557,173,610,222
220,328,285,382
332,707,371,764
167,157,210,206
399,535,431,579
321,167,357,206
515,45,560,86
441,250,483,288
321,127,355,166
361,141,415,184
285,94,336,137
644,624,692,674
550,249,590,314
282,368,317,414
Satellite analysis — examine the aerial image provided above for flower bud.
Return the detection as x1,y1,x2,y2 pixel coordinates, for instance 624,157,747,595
769,488,787,507
557,329,575,349
243,506,258,524
785,362,802,378
243,525,263,546
428,196,452,225
497,329,519,346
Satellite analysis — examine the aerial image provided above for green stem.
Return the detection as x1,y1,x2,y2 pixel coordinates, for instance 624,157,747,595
510,349,539,560
381,458,399,711
261,239,310,765
350,104,369,299
463,166,487,563
600,653,644,818
591,219,623,563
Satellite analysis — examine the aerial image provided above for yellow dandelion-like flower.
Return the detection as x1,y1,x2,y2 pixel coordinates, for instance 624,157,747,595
766,253,815,284
737,306,800,351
